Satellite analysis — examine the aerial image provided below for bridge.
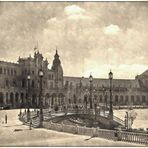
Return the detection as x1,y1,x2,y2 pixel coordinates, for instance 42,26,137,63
19,108,125,129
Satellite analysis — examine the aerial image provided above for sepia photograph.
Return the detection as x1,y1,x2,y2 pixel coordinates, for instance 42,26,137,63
0,1,148,146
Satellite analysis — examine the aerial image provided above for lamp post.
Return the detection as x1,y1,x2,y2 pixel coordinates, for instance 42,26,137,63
27,74,31,122
39,69,44,123
85,89,89,111
125,111,128,130
109,70,113,119
102,86,106,115
89,74,93,110
94,94,97,120
20,98,22,115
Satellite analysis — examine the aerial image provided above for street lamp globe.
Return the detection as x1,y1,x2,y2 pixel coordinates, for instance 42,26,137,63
89,74,93,82
109,70,113,80
27,75,31,80
39,70,44,77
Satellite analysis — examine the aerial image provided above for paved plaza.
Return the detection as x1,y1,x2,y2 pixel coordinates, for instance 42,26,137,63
0,109,145,146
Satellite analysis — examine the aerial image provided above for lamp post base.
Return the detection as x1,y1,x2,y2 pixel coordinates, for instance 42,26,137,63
108,113,113,120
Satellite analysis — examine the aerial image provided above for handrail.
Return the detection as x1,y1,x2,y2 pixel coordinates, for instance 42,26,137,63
113,115,124,125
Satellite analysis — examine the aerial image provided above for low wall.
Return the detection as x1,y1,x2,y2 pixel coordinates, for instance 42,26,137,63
43,121,148,145
43,121,118,140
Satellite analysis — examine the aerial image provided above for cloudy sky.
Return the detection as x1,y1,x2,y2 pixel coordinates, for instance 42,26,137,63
0,2,148,79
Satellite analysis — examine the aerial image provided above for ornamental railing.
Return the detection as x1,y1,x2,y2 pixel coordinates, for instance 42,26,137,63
43,121,148,145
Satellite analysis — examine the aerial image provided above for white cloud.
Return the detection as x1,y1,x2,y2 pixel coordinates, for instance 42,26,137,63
104,24,121,35
64,5,85,15
64,5,90,21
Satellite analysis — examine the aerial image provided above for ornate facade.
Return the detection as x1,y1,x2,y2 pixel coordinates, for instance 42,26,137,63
0,50,65,108
0,50,148,109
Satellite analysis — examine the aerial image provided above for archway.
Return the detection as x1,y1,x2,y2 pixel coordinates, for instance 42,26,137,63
84,95,88,108
51,93,56,107
10,93,14,107
21,93,24,107
0,92,4,106
15,93,19,107
32,94,37,107
45,93,50,107
58,93,64,106
115,95,118,106
6,92,9,104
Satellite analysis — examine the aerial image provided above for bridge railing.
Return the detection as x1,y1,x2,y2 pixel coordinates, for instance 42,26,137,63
120,130,148,144
113,115,125,126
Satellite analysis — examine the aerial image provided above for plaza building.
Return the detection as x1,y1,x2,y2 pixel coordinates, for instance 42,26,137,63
0,50,148,109
0,50,65,109
64,74,148,108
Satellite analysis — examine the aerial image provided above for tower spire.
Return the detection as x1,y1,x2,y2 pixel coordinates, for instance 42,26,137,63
34,41,38,53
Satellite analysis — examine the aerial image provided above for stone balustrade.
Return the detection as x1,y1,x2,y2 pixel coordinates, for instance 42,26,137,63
42,121,148,145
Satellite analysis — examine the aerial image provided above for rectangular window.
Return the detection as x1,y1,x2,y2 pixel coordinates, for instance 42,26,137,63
4,69,6,74
7,69,9,75
14,70,17,75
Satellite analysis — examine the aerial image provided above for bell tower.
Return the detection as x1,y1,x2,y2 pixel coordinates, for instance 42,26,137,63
52,50,63,88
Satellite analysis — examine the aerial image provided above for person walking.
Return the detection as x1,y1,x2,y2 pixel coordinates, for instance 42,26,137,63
29,119,32,130
5,114,7,124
